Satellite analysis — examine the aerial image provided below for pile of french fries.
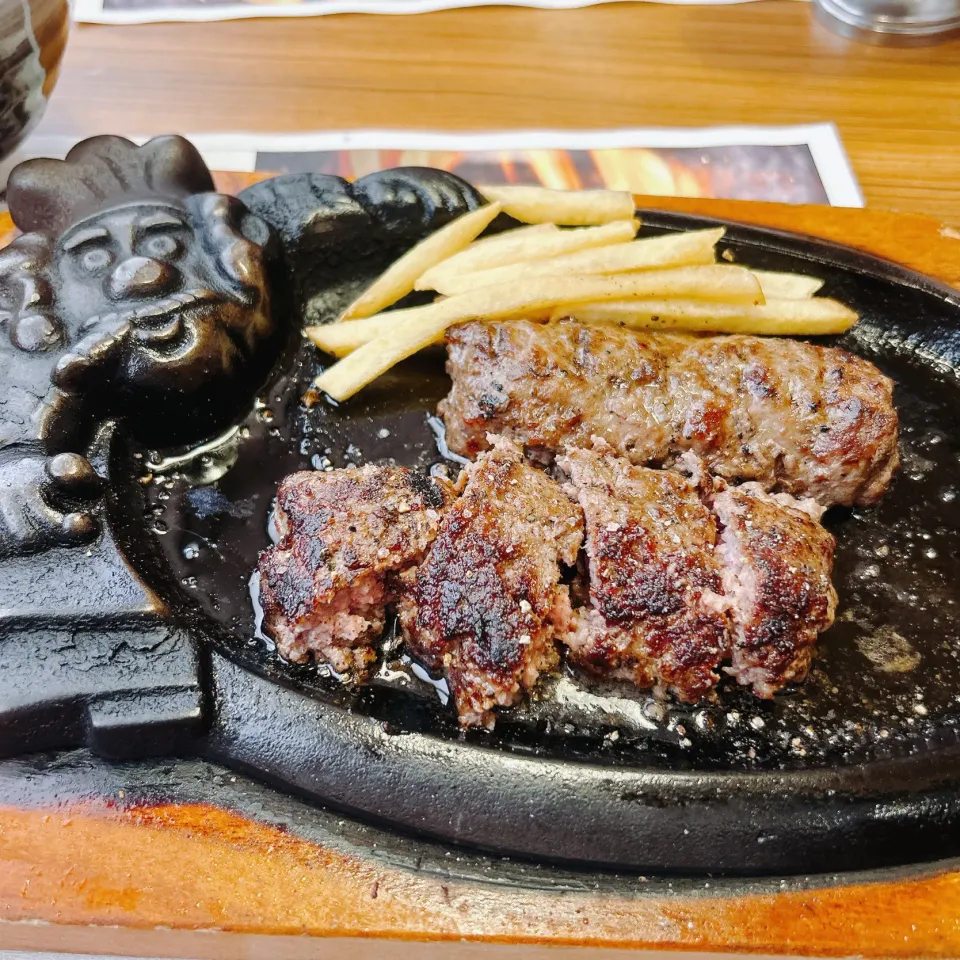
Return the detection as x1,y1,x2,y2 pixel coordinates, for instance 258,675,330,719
308,185,858,402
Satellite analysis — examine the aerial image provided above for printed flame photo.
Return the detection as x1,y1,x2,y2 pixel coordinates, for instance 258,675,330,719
255,145,830,205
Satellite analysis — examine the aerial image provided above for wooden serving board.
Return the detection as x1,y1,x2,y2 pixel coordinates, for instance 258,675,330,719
2,187,960,959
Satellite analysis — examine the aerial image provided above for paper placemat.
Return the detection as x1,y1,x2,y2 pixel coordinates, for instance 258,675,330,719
7,125,862,207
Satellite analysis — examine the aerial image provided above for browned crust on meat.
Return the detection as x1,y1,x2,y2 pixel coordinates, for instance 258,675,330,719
713,483,838,697
259,465,453,677
560,448,729,701
440,319,899,508
400,436,583,729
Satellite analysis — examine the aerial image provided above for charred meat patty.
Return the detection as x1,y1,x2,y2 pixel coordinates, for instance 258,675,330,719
560,447,730,702
400,436,583,729
559,448,837,701
259,464,453,676
259,450,837,718
440,318,899,508
712,481,838,697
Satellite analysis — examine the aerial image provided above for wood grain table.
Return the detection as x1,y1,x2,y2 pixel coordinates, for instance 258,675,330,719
34,2,960,221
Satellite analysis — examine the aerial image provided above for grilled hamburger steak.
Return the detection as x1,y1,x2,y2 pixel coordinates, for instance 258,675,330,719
258,449,836,719
560,447,729,701
712,481,838,697
400,436,583,729
559,448,836,701
259,465,453,676
440,319,899,508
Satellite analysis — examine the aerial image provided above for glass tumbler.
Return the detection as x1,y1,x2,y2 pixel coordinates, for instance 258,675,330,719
0,0,69,163
815,0,960,41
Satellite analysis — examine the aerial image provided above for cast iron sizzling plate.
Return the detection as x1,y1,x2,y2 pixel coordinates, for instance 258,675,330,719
3,150,960,875
141,207,960,875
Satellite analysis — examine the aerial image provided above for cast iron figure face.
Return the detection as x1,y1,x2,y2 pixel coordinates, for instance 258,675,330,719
0,134,280,451
47,192,273,401
0,135,281,557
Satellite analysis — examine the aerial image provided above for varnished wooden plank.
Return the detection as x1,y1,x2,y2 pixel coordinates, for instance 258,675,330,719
0,924,811,960
33,3,960,222
1,801,959,956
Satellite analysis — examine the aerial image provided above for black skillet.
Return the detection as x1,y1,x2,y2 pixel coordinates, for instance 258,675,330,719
3,142,960,876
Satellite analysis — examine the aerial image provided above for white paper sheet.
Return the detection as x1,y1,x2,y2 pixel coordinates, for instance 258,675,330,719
74,0,802,25
7,124,863,207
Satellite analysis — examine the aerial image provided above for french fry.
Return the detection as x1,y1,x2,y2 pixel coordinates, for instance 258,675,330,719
307,309,418,357
434,228,724,296
527,265,764,304
314,310,456,401
456,222,558,251
478,184,636,226
750,269,824,300
416,220,638,291
314,267,766,399
554,297,857,336
309,180,856,400
324,264,763,356
340,202,501,321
